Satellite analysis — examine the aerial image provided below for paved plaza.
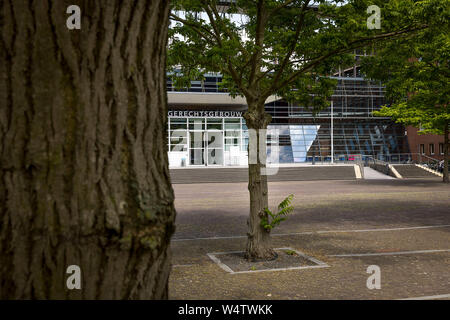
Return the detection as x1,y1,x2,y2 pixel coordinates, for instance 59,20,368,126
169,177,450,300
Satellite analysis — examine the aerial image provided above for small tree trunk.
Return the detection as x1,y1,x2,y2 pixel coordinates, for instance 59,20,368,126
0,0,175,299
444,123,449,183
243,107,276,261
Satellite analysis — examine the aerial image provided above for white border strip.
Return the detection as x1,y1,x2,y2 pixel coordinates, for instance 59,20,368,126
314,225,450,234
231,264,329,274
329,249,450,257
207,247,329,274
172,224,450,242
354,165,362,179
399,293,450,300
415,164,443,178
389,164,403,179
206,253,235,273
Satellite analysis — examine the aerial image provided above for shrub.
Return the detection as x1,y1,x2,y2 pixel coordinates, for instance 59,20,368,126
260,194,294,231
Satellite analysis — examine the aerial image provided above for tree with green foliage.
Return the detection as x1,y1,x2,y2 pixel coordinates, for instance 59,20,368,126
168,0,436,260
361,0,449,183
1,0,175,299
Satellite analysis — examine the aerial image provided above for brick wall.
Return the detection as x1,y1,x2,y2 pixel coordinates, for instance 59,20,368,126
406,126,447,161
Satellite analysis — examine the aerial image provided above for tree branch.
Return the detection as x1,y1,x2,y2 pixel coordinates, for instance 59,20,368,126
198,2,251,97
270,0,310,87
206,0,250,58
265,25,429,98
169,13,216,45
249,0,268,88
170,10,250,97
269,0,298,18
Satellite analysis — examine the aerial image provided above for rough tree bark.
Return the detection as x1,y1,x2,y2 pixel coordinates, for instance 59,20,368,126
0,0,175,299
243,104,276,261
443,123,449,183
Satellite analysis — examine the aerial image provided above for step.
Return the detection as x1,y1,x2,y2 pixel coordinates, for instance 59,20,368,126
392,164,440,178
415,164,444,178
170,166,356,184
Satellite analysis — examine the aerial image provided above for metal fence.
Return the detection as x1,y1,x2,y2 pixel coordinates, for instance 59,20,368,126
294,153,441,166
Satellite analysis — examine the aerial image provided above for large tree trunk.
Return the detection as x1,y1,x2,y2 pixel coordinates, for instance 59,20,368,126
444,123,449,183
0,0,175,299
243,106,276,261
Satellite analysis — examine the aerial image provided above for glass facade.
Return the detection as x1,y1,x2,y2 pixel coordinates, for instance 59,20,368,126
168,116,249,167
167,75,410,167
267,122,407,163
265,78,386,119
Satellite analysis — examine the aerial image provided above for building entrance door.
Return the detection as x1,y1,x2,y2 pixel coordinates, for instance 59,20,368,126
189,130,224,166
190,131,205,165
206,131,223,165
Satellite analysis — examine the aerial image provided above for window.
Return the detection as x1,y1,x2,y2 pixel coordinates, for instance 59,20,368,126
420,144,425,155
224,118,240,130
207,118,222,130
439,143,444,155
189,119,205,130
169,118,188,152
429,143,435,155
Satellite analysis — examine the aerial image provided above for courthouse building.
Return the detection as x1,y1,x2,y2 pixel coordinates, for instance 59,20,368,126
166,68,410,167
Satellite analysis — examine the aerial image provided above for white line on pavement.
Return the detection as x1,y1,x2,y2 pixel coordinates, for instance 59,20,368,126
172,224,450,242
329,249,450,257
399,293,450,300
315,225,450,234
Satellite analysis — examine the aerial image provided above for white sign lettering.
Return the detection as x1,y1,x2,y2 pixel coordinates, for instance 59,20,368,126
168,110,243,118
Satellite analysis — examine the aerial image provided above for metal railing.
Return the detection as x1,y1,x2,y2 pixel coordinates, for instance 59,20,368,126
371,153,440,166
293,154,365,165
296,153,441,166
167,77,385,97
167,79,228,93
364,156,398,177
